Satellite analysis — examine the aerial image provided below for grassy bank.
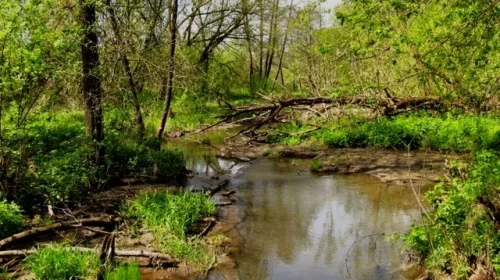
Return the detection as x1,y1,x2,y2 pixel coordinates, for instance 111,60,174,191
268,114,500,152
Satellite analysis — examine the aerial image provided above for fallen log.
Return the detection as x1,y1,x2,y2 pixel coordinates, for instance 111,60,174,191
206,95,448,139
0,217,122,249
0,248,177,262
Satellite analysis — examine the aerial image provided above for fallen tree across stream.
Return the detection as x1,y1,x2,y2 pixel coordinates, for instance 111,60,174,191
193,94,449,138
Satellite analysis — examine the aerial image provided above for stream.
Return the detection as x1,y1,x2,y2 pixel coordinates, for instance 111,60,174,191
165,131,425,280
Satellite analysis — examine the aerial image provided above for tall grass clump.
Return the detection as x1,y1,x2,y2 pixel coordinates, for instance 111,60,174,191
404,151,500,278
27,245,100,280
104,263,141,280
0,200,24,238
125,191,216,265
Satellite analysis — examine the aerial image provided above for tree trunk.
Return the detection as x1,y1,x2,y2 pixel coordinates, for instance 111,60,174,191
274,1,293,86
105,0,145,139
156,0,178,141
81,0,105,166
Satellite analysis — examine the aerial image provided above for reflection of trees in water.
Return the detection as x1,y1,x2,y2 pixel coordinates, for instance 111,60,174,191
167,142,233,176
234,160,421,280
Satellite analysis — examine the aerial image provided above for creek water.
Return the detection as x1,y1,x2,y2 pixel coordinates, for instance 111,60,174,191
166,132,425,280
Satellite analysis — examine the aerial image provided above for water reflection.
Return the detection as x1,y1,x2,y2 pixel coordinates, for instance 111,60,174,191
164,131,239,178
230,159,422,280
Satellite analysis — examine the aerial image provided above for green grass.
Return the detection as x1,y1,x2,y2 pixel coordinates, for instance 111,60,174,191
124,191,216,266
404,151,500,278
0,200,24,239
268,114,500,152
27,245,101,280
104,263,141,280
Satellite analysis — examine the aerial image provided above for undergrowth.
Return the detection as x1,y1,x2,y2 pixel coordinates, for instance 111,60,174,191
0,199,24,238
27,245,100,280
268,114,500,152
104,263,141,280
404,151,500,278
0,110,186,212
124,190,216,266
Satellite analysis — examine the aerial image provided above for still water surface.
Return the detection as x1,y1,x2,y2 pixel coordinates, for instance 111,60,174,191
168,134,424,280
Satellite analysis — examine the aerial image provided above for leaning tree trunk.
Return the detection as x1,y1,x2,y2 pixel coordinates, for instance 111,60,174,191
81,0,105,166
156,0,178,142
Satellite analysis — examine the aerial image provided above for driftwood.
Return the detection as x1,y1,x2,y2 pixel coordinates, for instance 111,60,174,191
222,190,236,197
0,217,121,249
0,248,176,262
207,179,230,197
197,219,216,238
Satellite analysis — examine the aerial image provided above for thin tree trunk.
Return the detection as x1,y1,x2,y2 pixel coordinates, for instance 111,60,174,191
105,0,145,139
264,0,279,81
258,0,264,77
81,0,105,166
156,0,178,141
274,0,293,86
242,0,254,89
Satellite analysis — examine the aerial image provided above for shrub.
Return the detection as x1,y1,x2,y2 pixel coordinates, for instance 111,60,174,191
27,245,100,280
404,151,500,278
0,200,24,238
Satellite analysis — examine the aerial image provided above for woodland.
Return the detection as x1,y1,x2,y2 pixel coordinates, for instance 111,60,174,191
0,0,499,279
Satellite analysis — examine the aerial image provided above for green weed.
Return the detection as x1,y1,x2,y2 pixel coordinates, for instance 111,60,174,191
269,114,500,152
0,200,24,238
27,245,100,280
124,191,216,266
104,263,141,280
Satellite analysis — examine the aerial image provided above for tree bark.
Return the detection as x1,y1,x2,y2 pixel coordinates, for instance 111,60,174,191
105,0,146,139
156,0,178,141
81,0,105,166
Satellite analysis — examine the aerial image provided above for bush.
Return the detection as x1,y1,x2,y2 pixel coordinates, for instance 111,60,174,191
404,151,500,278
125,191,216,264
0,200,24,238
27,245,100,280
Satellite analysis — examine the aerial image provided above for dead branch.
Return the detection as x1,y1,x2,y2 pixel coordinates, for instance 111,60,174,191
0,217,122,249
0,248,177,262
198,218,216,238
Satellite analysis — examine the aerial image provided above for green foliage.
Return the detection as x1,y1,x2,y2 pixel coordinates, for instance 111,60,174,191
27,245,100,280
124,191,216,265
309,160,322,172
1,110,186,211
105,133,186,181
0,200,24,239
404,151,500,278
270,114,500,152
104,263,141,280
